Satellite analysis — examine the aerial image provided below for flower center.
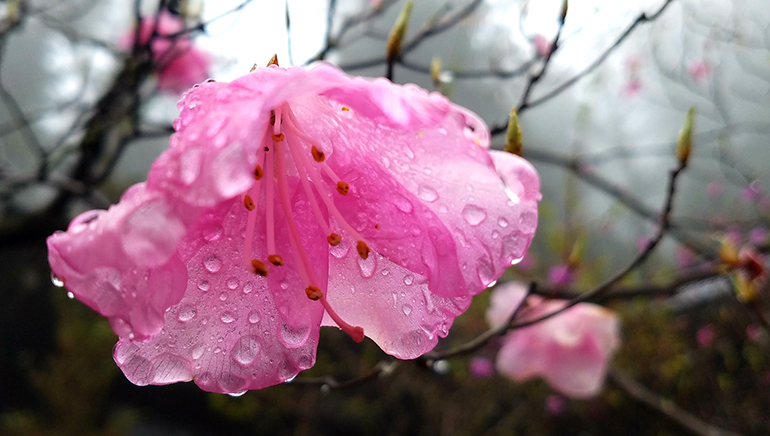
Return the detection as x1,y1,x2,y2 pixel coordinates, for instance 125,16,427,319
240,103,366,343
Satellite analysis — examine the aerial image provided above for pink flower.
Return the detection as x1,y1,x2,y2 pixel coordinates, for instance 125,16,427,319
469,356,495,378
750,227,769,246
121,12,211,94
47,64,541,393
486,282,620,398
548,264,574,287
533,35,553,58
687,60,710,82
696,324,716,348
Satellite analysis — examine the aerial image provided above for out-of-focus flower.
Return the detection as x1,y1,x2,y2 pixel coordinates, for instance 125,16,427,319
687,60,710,82
743,181,762,203
47,63,541,393
707,180,724,197
548,264,574,288
120,12,211,94
746,324,764,343
696,324,716,348
622,79,642,97
469,356,495,378
533,35,553,58
676,247,696,270
486,282,620,398
750,227,769,246
546,395,567,415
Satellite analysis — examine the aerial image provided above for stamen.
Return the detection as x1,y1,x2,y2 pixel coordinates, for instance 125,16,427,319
356,240,370,260
267,54,279,67
336,181,350,196
327,233,341,246
242,144,266,267
244,194,255,211
251,259,269,276
341,106,350,111
265,143,278,258
268,254,284,266
305,285,323,301
320,298,364,342
311,145,325,162
321,163,342,184
271,133,285,142
254,165,264,180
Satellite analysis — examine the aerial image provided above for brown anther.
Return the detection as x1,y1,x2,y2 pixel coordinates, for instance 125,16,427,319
270,110,276,126
271,133,285,142
311,145,325,162
267,54,279,67
327,233,341,246
254,165,264,180
251,259,269,276
267,254,284,266
356,240,370,260
244,194,255,211
250,64,257,72
341,106,350,111
336,181,350,195
374,224,380,229
305,285,323,301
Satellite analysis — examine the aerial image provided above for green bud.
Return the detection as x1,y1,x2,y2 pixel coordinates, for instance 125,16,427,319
386,1,414,62
676,107,695,166
430,56,442,88
504,107,523,156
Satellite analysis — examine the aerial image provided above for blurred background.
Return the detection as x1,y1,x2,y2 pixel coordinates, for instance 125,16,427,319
1,0,769,434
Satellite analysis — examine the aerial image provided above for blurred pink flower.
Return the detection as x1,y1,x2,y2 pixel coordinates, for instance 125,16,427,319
696,324,716,348
687,60,710,82
707,180,723,197
548,264,574,287
622,79,642,97
121,12,211,94
676,247,696,270
743,181,762,203
546,395,567,415
637,235,651,252
47,64,541,393
470,356,495,378
486,282,620,398
533,35,553,58
750,227,769,246
746,324,763,343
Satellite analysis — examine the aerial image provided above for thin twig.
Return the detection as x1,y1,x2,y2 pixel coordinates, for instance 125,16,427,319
609,368,744,436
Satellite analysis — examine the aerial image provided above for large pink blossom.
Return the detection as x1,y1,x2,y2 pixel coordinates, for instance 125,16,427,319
486,282,620,398
47,63,540,393
121,12,211,94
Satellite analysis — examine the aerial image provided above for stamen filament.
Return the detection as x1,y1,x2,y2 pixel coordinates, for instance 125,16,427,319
284,134,335,240
242,144,266,267
320,297,364,342
265,144,277,257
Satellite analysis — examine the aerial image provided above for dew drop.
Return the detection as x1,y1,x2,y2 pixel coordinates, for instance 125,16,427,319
178,305,196,322
228,390,247,397
66,291,74,299
330,239,350,259
191,343,205,360
220,312,236,323
462,205,487,226
226,277,239,290
393,195,414,213
404,146,415,160
418,185,438,202
198,281,210,292
492,230,499,239
219,292,228,301
203,255,222,273
403,274,414,285
50,272,64,287
280,322,311,348
357,254,377,278
231,336,260,366
381,268,390,276
284,374,297,383
402,305,413,316
280,280,289,290
498,217,509,228
248,310,260,324
243,282,253,294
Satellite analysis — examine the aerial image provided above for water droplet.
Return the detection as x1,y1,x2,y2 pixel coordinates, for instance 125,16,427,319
50,272,64,287
66,291,74,299
284,374,297,383
228,390,247,397
438,204,448,214
220,312,236,323
462,205,487,226
198,281,210,292
203,255,222,273
226,277,239,290
404,147,415,160
402,305,413,316
279,280,289,290
243,282,253,294
330,239,350,259
178,305,196,322
231,336,260,366
297,355,313,370
248,310,260,324
403,275,414,285
491,230,499,239
497,217,509,228
357,254,377,278
191,343,205,360
418,185,438,202
393,195,413,213
518,210,537,232
381,268,390,276
280,322,311,348
219,292,228,301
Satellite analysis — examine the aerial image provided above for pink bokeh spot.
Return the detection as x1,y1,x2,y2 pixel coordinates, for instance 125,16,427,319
533,35,553,58
470,356,495,378
120,12,211,94
696,324,716,348
486,282,620,398
707,180,724,198
687,60,710,82
47,64,541,393
548,264,574,288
